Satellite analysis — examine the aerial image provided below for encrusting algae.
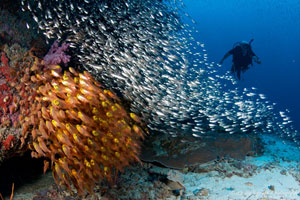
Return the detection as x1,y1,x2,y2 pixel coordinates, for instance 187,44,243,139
8,53,146,195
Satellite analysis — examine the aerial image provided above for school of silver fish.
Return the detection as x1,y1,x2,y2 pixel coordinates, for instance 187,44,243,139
20,0,299,146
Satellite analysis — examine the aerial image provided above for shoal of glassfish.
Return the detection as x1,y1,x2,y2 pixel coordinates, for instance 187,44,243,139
20,0,299,146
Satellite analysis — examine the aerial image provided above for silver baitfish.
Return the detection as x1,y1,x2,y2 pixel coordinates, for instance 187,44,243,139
20,0,299,147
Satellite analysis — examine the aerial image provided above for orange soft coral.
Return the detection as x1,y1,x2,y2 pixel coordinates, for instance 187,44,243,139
19,58,145,196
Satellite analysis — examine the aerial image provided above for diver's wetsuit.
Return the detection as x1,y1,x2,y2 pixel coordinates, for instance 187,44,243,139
228,45,256,80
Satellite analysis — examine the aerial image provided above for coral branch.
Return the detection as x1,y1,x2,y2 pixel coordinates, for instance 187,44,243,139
43,40,70,65
2,135,15,150
0,52,16,82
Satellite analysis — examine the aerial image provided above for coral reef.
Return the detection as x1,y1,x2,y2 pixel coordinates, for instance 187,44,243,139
0,44,32,163
0,9,39,49
0,44,34,128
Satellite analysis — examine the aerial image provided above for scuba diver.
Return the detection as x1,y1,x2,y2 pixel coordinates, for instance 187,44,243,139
219,39,261,80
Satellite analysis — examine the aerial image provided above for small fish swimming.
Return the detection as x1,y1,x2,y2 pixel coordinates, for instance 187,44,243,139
20,0,299,147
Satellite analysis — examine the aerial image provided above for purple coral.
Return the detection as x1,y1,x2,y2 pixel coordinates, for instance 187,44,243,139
43,40,71,65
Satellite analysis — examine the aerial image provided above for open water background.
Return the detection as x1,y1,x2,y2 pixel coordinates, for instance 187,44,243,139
184,0,300,132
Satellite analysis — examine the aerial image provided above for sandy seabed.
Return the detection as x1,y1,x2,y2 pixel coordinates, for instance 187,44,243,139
6,134,300,200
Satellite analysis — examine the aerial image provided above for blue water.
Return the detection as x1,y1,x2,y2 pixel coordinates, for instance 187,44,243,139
183,0,300,132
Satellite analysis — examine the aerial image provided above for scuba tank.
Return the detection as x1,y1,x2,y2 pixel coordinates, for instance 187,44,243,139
232,39,254,48
249,38,254,45
232,39,254,56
